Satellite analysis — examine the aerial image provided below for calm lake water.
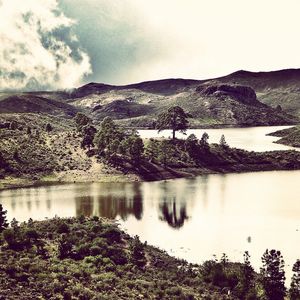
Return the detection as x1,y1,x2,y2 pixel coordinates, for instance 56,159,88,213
139,125,297,152
0,126,299,281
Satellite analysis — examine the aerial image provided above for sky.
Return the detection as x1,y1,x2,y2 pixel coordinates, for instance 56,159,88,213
1,0,300,90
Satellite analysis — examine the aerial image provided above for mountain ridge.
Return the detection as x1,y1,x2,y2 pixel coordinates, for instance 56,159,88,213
1,68,300,127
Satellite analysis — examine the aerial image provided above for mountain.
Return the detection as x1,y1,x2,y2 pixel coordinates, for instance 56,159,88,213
1,68,300,127
0,93,79,117
213,69,300,118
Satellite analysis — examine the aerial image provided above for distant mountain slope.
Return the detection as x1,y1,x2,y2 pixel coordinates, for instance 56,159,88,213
69,79,298,128
0,94,79,117
212,69,300,117
1,68,300,127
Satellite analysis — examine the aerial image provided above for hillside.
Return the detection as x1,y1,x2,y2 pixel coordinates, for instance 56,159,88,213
0,93,78,118
1,68,300,127
213,69,300,118
68,82,297,128
268,125,300,148
0,216,260,299
1,114,300,190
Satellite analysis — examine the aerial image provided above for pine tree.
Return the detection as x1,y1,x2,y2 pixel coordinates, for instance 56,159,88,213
290,260,300,300
240,251,255,299
261,249,286,300
0,204,8,232
156,106,189,139
220,134,229,148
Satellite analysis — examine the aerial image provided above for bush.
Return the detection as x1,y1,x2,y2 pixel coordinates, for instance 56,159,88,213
101,227,121,244
57,222,70,234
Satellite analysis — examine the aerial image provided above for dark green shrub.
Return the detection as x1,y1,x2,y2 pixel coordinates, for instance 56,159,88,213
101,227,121,244
90,245,102,256
57,222,70,234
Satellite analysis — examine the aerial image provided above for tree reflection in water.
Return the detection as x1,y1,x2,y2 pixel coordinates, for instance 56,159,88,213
75,182,143,221
159,198,189,229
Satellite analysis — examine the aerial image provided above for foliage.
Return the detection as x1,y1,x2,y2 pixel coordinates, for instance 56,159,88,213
0,204,8,232
260,249,286,300
290,260,300,300
74,112,91,132
1,216,230,299
81,125,97,150
130,235,147,268
220,134,229,148
45,123,53,132
2,216,300,300
144,138,160,162
156,106,189,139
94,117,124,157
199,132,209,149
157,140,176,167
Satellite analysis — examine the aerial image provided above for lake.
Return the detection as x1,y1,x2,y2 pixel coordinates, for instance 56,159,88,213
0,125,299,281
139,125,296,152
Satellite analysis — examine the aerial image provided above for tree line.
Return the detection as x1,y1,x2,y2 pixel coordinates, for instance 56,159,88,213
74,106,229,168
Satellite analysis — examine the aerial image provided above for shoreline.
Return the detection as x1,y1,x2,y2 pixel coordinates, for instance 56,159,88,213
1,162,300,191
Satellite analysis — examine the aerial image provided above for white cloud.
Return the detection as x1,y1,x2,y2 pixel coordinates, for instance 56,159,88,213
0,0,91,90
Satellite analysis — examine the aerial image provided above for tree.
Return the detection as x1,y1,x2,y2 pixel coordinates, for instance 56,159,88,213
185,134,199,159
145,138,160,162
157,140,175,167
239,251,255,299
261,249,286,300
94,117,124,157
81,125,97,150
220,134,229,148
156,106,189,139
0,204,8,232
45,123,53,132
125,134,144,164
74,112,91,132
199,132,209,149
290,260,300,300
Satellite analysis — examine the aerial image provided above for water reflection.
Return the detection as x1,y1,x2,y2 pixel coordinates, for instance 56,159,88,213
74,182,143,221
1,170,300,282
159,198,189,229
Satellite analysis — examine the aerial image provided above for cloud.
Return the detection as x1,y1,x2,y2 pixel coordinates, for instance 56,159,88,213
0,0,92,91
60,0,300,85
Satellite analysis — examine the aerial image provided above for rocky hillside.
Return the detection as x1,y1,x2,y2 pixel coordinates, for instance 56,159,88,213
1,68,300,127
0,93,78,118
213,69,300,118
268,126,300,148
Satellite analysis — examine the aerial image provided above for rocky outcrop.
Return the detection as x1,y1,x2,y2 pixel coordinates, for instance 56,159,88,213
196,84,261,106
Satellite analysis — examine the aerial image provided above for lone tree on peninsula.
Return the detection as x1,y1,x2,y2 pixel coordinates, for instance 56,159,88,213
156,106,189,139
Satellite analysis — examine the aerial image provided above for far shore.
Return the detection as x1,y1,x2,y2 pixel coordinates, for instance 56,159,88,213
1,160,300,191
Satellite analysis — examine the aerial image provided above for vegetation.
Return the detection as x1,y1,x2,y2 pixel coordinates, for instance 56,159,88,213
261,249,286,300
156,106,189,139
0,204,8,232
290,260,300,299
1,107,300,189
0,214,300,299
74,112,92,132
268,126,300,148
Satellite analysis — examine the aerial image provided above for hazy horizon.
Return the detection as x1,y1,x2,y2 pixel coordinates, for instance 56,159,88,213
1,0,300,90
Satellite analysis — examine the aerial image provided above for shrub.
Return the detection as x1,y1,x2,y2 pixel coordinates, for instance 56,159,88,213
57,222,70,234
101,227,121,244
